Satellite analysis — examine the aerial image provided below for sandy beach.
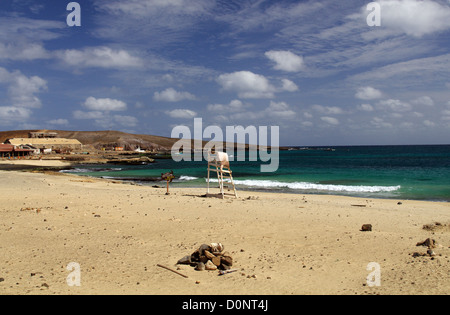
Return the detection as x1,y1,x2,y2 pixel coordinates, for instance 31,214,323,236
0,160,73,168
0,169,448,295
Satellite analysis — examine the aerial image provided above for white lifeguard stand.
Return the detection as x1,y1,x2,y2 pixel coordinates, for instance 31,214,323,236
206,151,238,199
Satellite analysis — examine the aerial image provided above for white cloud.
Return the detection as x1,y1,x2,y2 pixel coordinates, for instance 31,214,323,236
0,106,32,122
350,54,450,86
312,105,345,115
0,67,47,109
377,99,412,112
83,97,127,111
321,116,340,125
423,120,435,127
165,109,197,119
281,79,299,92
73,110,104,120
114,115,138,127
371,117,393,129
95,0,213,48
211,100,297,122
267,101,297,119
0,43,50,61
265,50,304,72
153,88,196,102
47,119,69,126
355,86,383,100
216,71,276,99
375,0,450,37
357,104,374,112
207,100,246,112
0,17,63,61
56,47,143,69
73,110,138,128
412,96,434,107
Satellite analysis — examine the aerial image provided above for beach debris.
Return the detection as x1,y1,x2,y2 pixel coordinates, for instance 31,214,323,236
412,238,441,259
397,202,403,205
177,243,234,274
219,269,238,276
361,224,373,232
20,207,41,214
416,238,437,249
351,204,367,207
422,222,449,232
157,264,189,278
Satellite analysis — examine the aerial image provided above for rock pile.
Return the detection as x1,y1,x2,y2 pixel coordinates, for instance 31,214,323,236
177,243,233,272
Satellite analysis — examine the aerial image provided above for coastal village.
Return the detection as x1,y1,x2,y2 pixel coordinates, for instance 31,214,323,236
0,130,173,165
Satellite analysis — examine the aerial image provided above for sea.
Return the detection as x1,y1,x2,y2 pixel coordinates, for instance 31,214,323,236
61,145,450,202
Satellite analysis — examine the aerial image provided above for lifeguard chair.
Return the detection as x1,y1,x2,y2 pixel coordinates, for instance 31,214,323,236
206,151,238,199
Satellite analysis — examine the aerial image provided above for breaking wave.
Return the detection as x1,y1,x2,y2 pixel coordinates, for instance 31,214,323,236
60,167,123,173
178,176,199,181
207,178,401,193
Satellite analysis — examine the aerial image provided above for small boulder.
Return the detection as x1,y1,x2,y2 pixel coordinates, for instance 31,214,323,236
205,260,217,271
195,262,205,271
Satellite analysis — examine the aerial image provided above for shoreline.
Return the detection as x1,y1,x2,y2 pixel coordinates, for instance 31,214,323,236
0,169,449,295
1,159,448,203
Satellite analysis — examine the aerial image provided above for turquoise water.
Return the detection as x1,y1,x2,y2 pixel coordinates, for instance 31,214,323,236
62,145,450,202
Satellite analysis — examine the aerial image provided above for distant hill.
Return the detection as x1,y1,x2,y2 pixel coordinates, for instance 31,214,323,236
0,129,282,152
0,130,181,151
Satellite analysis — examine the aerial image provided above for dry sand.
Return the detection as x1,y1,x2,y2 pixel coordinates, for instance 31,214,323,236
0,170,448,295
0,160,73,168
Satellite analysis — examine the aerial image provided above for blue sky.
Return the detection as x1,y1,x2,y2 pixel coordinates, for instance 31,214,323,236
0,0,449,146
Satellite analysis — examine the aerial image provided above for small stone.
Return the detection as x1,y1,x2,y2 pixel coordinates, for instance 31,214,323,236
361,224,372,232
0,277,4,282
177,255,192,265
427,249,436,257
205,260,217,271
195,262,205,271
397,202,403,205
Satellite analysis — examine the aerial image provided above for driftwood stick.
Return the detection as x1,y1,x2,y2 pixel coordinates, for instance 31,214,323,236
157,264,189,278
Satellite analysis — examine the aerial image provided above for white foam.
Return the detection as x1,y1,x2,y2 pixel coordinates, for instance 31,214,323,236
60,167,122,173
179,176,199,181
207,178,401,193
